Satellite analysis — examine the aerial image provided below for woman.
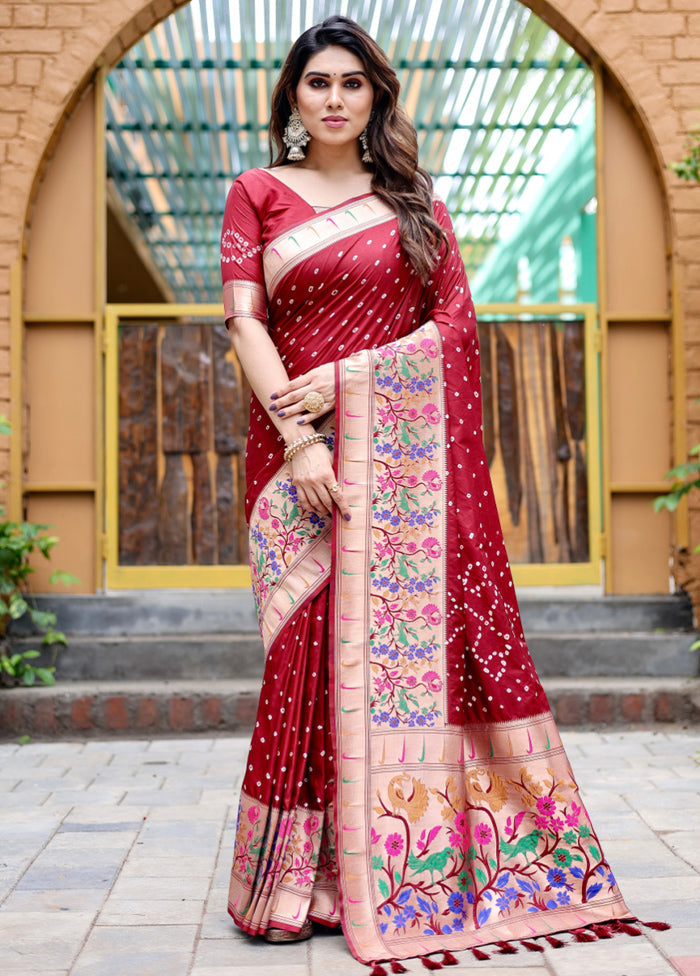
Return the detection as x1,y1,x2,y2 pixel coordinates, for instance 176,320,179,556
221,15,639,970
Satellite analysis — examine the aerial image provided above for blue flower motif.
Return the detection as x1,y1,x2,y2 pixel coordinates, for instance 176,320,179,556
389,716,400,728
447,891,464,914
547,867,569,888
557,890,570,906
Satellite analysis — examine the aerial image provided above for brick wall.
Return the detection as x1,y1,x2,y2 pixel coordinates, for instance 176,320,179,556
0,0,699,583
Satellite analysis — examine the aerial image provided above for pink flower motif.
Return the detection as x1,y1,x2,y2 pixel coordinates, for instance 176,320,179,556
536,796,557,817
422,670,442,693
421,536,442,559
422,404,441,426
258,498,270,520
371,827,382,846
566,802,581,827
247,805,260,824
304,814,320,836
423,470,442,492
385,832,404,857
271,518,280,529
404,341,417,354
422,603,442,626
406,408,419,420
405,676,418,688
454,812,470,837
534,815,550,831
474,823,493,845
405,609,417,621
405,541,418,553
550,816,565,832
420,337,438,358
406,476,419,488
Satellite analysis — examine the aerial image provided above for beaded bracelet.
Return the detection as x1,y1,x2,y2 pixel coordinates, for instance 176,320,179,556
283,431,327,463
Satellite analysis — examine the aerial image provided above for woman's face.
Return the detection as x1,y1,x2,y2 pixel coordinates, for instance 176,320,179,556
293,45,374,154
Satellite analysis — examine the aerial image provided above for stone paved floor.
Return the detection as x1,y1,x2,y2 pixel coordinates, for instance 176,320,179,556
1,729,699,976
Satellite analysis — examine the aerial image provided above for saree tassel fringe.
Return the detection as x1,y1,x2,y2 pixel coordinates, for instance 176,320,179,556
639,920,671,931
495,939,519,954
369,964,388,976
390,962,408,974
471,947,490,960
520,939,545,952
420,956,443,970
441,950,459,965
591,923,615,939
543,934,566,948
572,927,598,943
615,921,643,937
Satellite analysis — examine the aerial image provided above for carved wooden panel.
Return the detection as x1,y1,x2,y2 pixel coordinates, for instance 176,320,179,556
118,320,249,566
482,319,589,565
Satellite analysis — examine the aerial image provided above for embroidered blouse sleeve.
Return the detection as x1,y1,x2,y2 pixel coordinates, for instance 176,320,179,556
220,175,268,327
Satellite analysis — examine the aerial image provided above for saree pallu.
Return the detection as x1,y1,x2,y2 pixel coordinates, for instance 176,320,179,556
223,171,632,964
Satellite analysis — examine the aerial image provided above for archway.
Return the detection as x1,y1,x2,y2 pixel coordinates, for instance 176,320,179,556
12,0,678,599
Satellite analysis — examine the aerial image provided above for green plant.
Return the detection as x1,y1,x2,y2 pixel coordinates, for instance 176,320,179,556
0,416,78,687
671,127,700,183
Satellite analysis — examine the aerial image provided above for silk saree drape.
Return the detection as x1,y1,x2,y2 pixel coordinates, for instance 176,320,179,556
221,168,632,965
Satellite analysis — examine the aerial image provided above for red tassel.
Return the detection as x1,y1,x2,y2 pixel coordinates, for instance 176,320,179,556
640,920,671,931
390,962,408,974
520,939,545,952
544,934,566,948
369,966,387,976
441,950,458,966
421,956,443,970
496,939,518,954
471,947,490,961
572,927,597,943
616,921,642,937
591,924,614,939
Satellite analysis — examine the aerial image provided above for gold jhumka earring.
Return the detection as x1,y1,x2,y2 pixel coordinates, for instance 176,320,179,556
283,107,310,160
360,125,372,163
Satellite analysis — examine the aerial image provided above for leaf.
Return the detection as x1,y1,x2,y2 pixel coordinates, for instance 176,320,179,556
426,825,441,847
488,858,497,870
378,878,389,899
477,907,491,926
588,845,601,862
475,867,487,886
397,887,411,904
570,866,584,879
20,650,40,660
586,882,603,899
34,668,55,686
417,896,431,914
394,871,402,884
49,570,80,586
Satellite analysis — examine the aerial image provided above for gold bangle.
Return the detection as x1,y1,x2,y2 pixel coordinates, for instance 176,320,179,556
283,432,327,463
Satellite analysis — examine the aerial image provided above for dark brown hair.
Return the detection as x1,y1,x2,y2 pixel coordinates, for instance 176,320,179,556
269,15,448,282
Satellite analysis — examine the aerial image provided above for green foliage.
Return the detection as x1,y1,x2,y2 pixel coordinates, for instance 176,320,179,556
653,444,700,519
671,128,700,183
0,416,78,687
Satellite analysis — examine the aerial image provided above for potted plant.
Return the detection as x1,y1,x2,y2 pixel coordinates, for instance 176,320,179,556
0,417,78,686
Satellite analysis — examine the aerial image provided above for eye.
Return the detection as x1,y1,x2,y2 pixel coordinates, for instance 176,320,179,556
309,78,328,88
345,79,362,89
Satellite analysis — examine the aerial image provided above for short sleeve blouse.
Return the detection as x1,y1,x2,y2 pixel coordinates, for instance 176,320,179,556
220,176,268,326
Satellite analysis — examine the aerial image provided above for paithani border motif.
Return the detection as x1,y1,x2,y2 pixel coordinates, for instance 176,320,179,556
263,195,396,299
332,322,630,965
223,278,268,323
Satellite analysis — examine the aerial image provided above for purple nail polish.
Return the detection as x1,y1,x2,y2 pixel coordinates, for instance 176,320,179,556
278,410,285,418
344,513,351,521
269,404,277,411
297,419,305,425
270,393,278,399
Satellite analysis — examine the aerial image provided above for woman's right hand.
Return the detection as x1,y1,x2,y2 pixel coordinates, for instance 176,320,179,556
290,441,351,521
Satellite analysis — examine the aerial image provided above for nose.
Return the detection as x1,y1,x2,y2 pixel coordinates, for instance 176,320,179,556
326,81,344,108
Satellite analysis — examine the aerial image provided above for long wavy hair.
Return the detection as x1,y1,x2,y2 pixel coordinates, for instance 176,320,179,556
269,16,449,282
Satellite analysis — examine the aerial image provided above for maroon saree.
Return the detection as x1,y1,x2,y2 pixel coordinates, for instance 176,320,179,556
221,168,632,965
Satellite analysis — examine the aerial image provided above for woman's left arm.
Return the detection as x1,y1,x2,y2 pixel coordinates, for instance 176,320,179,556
267,363,336,425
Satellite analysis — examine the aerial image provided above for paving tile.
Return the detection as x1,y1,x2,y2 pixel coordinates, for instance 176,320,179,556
70,924,197,976
15,849,126,891
193,935,310,968
647,928,700,957
117,854,215,879
1,887,107,913
0,910,94,971
96,897,205,925
544,937,679,976
108,876,212,901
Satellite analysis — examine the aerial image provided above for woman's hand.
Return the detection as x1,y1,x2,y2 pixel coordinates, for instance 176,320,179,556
270,363,335,424
290,441,350,521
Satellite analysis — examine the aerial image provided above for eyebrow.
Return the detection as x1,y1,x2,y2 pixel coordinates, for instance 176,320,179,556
303,70,367,79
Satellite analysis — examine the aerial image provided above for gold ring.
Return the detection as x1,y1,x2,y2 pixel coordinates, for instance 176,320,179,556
303,391,325,413
329,483,340,493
